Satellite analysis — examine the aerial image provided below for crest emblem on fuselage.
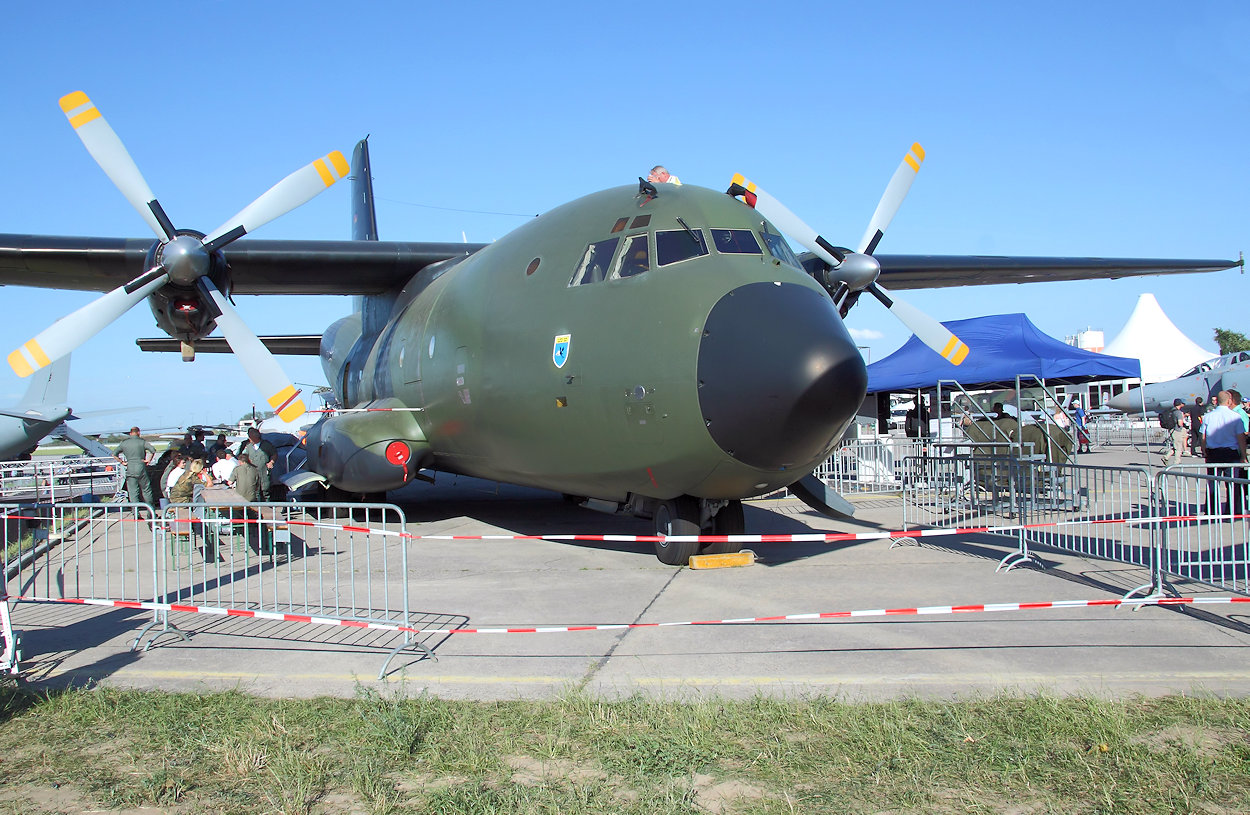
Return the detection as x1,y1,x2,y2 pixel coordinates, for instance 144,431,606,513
552,334,571,368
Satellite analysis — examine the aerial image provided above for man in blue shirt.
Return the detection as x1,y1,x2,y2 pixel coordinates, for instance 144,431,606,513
1200,390,1247,516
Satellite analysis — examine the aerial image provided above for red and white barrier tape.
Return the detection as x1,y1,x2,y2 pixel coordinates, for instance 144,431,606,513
11,594,1250,636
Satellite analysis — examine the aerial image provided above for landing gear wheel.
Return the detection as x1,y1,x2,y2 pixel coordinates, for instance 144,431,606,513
653,496,702,565
702,499,745,554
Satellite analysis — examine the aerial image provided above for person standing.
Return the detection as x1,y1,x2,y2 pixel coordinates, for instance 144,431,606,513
237,428,277,501
1160,398,1188,467
233,455,259,502
1070,398,1090,454
1187,397,1206,456
1200,390,1247,516
113,426,156,510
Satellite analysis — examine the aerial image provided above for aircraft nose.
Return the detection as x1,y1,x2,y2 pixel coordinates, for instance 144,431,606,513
1106,389,1137,412
697,281,867,471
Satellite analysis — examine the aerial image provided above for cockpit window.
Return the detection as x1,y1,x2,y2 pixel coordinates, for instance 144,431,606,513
711,228,761,255
655,228,708,266
569,237,620,286
760,230,801,268
611,234,649,280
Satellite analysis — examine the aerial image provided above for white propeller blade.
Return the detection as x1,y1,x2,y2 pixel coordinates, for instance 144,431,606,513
857,143,925,254
870,285,969,365
58,91,169,240
729,174,843,267
203,151,350,249
8,271,168,377
199,279,307,422
732,153,969,365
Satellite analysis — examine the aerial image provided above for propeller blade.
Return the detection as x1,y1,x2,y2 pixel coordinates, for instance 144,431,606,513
202,151,350,251
857,143,925,255
8,269,168,377
729,174,845,266
59,91,174,240
867,283,969,365
198,279,307,422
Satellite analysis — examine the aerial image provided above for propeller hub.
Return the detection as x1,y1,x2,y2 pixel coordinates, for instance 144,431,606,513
156,234,211,287
828,252,881,292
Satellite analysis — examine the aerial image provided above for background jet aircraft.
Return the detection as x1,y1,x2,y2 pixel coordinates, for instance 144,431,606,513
1107,350,1250,414
0,92,1240,563
0,354,119,460
0,355,73,460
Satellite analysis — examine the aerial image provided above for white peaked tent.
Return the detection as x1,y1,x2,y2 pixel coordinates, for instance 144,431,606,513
1102,293,1217,383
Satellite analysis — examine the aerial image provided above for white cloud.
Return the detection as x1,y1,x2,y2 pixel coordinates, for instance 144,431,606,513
848,328,885,341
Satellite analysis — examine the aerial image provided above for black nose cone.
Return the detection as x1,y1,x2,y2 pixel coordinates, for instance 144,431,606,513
697,282,867,471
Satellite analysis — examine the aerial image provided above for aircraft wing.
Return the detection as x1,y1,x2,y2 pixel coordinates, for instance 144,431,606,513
3,235,1238,296
0,234,488,295
856,255,1242,289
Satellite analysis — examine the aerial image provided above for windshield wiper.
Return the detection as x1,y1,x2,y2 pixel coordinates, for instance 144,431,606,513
675,217,700,242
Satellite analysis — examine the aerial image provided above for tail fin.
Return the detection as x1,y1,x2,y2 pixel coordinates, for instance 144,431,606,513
350,137,379,241
17,354,70,411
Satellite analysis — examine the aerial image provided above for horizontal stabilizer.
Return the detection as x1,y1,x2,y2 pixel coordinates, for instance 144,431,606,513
137,336,322,355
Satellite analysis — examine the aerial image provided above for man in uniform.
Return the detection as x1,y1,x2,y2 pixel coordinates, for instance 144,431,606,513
237,428,277,501
113,426,156,511
232,454,259,502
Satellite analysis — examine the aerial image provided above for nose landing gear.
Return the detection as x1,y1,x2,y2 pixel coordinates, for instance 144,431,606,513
652,497,745,565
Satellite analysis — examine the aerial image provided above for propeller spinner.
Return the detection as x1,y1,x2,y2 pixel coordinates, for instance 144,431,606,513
7,91,350,422
729,144,969,366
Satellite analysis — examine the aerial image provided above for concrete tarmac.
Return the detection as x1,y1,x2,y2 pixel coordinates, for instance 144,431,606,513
8,443,1250,700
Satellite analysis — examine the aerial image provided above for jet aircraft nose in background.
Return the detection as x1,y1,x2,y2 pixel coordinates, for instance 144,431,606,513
696,280,867,471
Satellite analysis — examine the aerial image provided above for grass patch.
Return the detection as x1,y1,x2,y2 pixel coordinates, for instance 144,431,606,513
0,683,1247,813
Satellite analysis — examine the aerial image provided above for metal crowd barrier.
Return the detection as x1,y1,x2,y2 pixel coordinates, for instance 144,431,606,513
814,438,926,494
0,456,124,504
816,438,1023,496
1156,465,1249,595
2,500,428,679
903,455,1250,600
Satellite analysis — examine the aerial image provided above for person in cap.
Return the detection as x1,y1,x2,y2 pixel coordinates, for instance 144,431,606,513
1160,398,1188,467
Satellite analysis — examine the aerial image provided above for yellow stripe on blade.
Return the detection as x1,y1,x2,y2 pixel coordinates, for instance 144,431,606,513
328,150,349,177
911,142,926,161
730,173,756,193
24,340,50,368
277,399,307,422
940,336,970,366
313,159,334,187
58,91,90,112
268,385,298,410
8,349,33,378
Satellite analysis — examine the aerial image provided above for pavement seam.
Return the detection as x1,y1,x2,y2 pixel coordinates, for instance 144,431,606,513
576,567,685,691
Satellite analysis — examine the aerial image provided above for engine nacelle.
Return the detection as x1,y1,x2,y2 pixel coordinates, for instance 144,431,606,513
302,398,428,493
142,233,232,343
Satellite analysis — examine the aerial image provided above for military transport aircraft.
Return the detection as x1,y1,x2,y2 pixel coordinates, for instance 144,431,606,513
1107,350,1250,414
0,92,1240,563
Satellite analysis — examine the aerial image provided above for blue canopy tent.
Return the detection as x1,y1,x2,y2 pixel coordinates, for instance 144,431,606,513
866,313,1141,393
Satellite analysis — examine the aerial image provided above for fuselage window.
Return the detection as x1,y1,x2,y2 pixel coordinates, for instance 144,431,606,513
569,237,621,286
759,230,801,268
610,217,629,234
611,233,650,280
630,214,651,229
655,228,708,267
711,228,762,254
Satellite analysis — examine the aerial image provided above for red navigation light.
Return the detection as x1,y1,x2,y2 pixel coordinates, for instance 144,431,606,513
385,441,410,466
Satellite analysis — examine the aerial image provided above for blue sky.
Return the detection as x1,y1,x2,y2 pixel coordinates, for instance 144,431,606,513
1,1,1246,432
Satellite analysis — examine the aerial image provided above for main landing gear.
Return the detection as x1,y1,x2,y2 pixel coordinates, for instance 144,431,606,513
652,496,745,565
